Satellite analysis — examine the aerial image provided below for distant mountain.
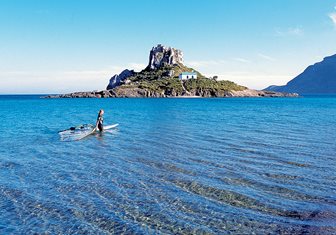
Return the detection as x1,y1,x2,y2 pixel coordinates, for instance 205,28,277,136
264,54,336,94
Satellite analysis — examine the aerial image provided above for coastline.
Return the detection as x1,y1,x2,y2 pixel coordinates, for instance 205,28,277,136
44,88,298,99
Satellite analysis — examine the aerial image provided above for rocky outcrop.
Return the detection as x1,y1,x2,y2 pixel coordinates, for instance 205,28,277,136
146,44,183,70
227,89,298,97
264,54,336,94
106,69,135,90
46,90,117,98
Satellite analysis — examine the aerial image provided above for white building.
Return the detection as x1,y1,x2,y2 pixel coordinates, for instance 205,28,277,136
179,72,197,80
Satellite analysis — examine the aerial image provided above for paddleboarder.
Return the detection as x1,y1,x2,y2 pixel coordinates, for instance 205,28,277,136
95,109,104,132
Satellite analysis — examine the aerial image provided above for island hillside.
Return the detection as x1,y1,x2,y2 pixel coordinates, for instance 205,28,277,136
264,54,336,94
47,44,297,98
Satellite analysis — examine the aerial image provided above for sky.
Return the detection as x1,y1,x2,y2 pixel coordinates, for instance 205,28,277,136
0,0,336,94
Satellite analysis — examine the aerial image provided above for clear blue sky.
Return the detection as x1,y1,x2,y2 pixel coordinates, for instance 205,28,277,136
0,0,336,93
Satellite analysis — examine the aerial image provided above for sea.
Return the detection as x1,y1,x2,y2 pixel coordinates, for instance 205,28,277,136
0,95,335,234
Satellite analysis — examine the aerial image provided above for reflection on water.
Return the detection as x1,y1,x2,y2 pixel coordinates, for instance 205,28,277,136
0,96,336,234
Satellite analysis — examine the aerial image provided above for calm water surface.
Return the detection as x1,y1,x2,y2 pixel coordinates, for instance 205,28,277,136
0,95,335,234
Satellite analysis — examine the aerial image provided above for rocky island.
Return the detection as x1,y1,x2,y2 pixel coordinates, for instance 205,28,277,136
47,44,298,98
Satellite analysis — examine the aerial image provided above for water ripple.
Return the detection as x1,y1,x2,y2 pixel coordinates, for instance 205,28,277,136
1,97,336,234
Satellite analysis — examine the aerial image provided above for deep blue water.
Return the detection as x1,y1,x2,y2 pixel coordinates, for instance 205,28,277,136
0,95,336,234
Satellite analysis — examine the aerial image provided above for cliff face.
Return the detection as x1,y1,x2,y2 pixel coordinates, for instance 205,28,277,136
264,54,336,94
107,69,135,90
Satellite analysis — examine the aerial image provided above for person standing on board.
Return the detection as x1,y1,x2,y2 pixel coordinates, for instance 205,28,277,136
95,109,104,132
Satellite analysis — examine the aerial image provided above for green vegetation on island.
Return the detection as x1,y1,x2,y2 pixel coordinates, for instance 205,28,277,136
116,63,246,96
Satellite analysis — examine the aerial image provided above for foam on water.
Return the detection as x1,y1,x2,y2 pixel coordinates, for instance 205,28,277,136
0,95,336,234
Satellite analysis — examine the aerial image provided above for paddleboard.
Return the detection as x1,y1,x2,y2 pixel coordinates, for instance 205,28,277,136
59,123,119,141
103,124,119,131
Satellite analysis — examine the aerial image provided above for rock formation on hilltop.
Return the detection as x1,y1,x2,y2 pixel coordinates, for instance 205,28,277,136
146,44,184,70
264,54,336,94
106,44,184,90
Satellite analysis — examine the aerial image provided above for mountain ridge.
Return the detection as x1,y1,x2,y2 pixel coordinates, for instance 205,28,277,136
264,54,336,94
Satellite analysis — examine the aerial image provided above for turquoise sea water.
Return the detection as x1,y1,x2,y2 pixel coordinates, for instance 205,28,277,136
0,95,336,234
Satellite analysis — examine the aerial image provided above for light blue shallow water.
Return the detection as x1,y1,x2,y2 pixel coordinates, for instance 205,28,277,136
0,95,336,234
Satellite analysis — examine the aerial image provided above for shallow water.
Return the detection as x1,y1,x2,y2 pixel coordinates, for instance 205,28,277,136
0,95,336,234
